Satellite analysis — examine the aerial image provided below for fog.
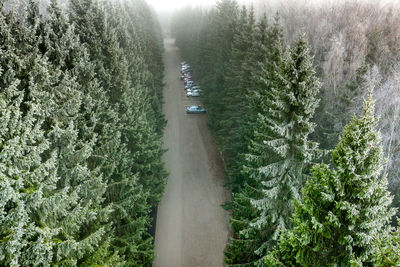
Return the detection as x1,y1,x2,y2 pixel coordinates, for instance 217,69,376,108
149,0,400,13
147,0,217,12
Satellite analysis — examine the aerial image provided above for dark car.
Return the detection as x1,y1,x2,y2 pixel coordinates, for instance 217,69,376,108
186,105,206,114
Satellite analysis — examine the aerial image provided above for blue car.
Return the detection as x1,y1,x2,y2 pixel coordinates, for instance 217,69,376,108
186,105,206,114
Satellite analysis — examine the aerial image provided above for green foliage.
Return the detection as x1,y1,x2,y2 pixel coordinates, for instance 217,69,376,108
172,7,322,266
0,0,166,265
218,5,257,190
268,95,396,266
171,2,400,266
227,34,321,265
224,183,267,266
375,225,400,266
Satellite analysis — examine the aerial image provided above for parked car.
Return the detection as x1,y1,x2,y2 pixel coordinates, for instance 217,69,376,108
181,65,191,72
187,90,201,97
186,105,206,114
187,85,200,91
185,82,196,89
187,88,201,94
184,78,194,86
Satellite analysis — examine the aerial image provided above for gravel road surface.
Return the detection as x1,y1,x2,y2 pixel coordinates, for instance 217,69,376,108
153,38,230,267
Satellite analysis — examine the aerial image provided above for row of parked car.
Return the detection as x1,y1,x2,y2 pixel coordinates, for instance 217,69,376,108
181,61,206,114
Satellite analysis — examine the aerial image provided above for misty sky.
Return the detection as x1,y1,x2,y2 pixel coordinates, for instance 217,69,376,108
146,0,218,11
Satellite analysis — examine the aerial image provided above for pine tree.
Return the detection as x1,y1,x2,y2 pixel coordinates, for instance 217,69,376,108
69,1,166,264
224,183,266,266
219,5,257,190
375,225,400,265
0,16,53,265
266,95,396,266
227,35,321,265
38,1,126,264
196,0,239,131
0,7,88,265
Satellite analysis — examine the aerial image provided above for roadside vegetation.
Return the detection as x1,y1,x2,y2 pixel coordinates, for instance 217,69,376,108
0,0,166,265
171,0,400,265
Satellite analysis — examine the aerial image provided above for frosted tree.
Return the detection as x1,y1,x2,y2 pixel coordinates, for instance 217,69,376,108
224,183,265,265
1,0,165,265
106,0,167,206
244,35,320,263
0,7,79,265
266,95,396,266
218,5,257,189
36,1,126,264
375,225,400,265
0,20,52,266
69,0,166,264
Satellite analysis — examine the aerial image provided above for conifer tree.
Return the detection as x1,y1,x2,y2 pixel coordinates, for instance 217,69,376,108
39,1,127,264
375,226,400,265
266,95,396,266
195,0,239,131
0,12,56,266
105,0,167,206
226,35,321,265
224,183,266,266
219,5,257,190
69,0,166,264
0,6,102,265
1,0,165,265
249,34,320,234
224,17,283,266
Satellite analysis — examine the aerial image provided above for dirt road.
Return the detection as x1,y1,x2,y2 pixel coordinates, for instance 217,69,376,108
153,39,230,267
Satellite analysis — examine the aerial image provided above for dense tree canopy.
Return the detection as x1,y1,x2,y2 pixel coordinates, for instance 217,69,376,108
266,95,395,266
0,0,166,265
172,0,400,265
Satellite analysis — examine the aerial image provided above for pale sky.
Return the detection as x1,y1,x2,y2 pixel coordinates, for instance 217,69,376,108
146,0,218,11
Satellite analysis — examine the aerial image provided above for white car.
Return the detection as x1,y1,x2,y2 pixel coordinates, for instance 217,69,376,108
187,87,202,93
187,90,201,97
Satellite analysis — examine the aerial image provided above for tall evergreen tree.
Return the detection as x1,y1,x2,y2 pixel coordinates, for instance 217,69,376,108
69,0,166,264
0,5,111,264
248,34,320,237
375,225,400,265
0,11,58,265
195,0,239,131
1,0,165,265
219,5,257,190
225,35,321,265
40,1,127,264
266,95,396,266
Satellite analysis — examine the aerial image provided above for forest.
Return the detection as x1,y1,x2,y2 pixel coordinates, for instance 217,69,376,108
0,0,166,265
171,0,400,265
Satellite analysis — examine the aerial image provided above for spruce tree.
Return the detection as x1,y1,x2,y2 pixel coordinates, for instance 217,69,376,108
219,5,257,190
227,35,321,265
375,226,400,265
0,15,54,265
224,183,266,266
0,7,92,265
39,1,127,264
266,95,396,266
1,0,165,265
106,0,167,206
69,1,166,264
196,0,239,131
